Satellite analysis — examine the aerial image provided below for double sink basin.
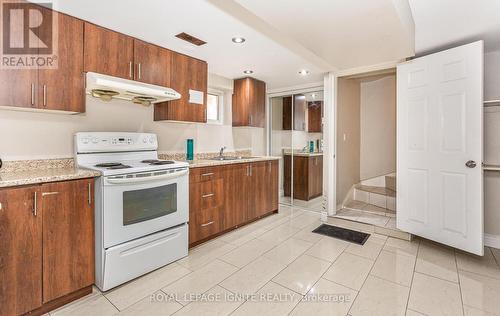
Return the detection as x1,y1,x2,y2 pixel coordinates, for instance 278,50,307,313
209,156,258,161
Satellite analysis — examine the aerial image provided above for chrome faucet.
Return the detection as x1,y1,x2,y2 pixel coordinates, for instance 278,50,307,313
219,146,227,157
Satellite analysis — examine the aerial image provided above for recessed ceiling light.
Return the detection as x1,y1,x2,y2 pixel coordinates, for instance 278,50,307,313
243,70,254,74
232,37,246,43
299,69,310,76
311,93,317,99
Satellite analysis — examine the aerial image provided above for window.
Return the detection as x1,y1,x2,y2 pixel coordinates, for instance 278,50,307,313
207,89,224,124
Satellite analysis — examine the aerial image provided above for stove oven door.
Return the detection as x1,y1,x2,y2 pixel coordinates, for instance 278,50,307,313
102,168,189,248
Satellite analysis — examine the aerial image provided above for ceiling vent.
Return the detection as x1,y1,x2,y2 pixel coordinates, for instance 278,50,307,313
175,32,207,46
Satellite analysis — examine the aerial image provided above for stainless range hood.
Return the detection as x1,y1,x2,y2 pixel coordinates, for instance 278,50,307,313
86,72,181,106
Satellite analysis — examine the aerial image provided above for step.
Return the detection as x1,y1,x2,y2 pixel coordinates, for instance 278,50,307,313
344,200,395,217
353,185,396,211
385,175,396,191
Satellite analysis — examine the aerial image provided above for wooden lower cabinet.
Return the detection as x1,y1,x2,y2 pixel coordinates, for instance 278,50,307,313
41,179,95,303
284,155,323,201
189,160,278,246
0,178,95,316
221,164,248,230
0,185,42,316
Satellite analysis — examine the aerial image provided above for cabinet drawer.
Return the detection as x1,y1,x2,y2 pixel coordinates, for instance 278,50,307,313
190,166,223,183
189,207,222,244
190,178,223,212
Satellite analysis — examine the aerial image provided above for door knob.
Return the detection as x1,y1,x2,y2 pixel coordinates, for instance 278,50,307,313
465,160,477,168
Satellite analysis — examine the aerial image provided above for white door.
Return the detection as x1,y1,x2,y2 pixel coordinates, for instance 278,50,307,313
397,41,484,255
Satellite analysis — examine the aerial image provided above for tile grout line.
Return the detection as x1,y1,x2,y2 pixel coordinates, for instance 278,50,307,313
346,235,388,315
403,240,420,315
454,249,466,316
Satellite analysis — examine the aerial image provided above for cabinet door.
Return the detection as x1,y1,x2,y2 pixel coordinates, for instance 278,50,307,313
41,179,94,303
84,23,134,79
155,52,207,122
222,164,249,229
0,186,42,315
293,156,309,201
232,78,250,126
249,78,266,127
308,101,323,133
38,9,85,112
0,2,38,109
282,96,293,130
134,39,172,87
247,162,269,219
267,160,279,212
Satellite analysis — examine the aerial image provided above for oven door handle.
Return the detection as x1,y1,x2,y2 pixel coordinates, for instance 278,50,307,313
106,170,188,185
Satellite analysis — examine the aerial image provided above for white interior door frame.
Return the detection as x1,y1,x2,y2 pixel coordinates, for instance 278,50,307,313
323,72,337,216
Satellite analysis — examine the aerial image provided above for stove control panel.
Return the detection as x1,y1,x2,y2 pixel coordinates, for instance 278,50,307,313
75,132,158,153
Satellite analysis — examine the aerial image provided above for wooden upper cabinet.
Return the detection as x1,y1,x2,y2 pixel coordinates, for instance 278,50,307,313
0,1,39,109
232,77,266,127
0,66,38,109
133,39,172,87
38,8,85,112
41,179,94,303
308,101,323,133
0,185,43,315
84,23,134,80
283,95,306,131
154,52,208,122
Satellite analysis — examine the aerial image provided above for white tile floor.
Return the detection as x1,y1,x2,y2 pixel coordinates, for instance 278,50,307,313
49,204,500,316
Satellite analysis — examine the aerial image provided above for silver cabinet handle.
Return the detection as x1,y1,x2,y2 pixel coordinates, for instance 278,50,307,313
31,83,35,106
33,191,37,216
249,164,252,176
0,202,2,211
129,61,133,78
138,63,142,79
42,191,59,196
202,193,214,198
43,84,47,107
201,221,214,227
201,172,214,177
88,182,92,205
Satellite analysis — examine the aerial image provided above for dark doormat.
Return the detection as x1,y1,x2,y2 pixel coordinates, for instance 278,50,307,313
312,224,370,245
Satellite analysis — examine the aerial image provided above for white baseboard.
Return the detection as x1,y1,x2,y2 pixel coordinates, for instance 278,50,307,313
485,234,500,250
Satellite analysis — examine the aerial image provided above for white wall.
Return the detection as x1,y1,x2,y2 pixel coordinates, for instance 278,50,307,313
359,75,397,180
0,73,266,160
336,78,361,205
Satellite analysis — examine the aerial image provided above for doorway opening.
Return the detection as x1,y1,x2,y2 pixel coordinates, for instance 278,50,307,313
334,69,400,231
269,89,324,213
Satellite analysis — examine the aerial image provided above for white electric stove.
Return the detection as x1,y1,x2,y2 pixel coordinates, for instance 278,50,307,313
75,132,189,291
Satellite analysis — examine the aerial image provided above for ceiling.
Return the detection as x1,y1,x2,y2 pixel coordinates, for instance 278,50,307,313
409,0,500,54
48,0,325,90
231,0,415,70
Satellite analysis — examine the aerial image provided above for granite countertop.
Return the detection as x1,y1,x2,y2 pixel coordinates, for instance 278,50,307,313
0,159,101,188
0,168,101,188
186,156,280,168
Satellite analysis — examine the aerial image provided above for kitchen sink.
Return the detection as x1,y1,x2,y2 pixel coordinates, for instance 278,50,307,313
209,156,257,161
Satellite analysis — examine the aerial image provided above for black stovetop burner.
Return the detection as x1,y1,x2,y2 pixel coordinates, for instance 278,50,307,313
107,165,132,170
95,162,132,169
141,159,175,165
